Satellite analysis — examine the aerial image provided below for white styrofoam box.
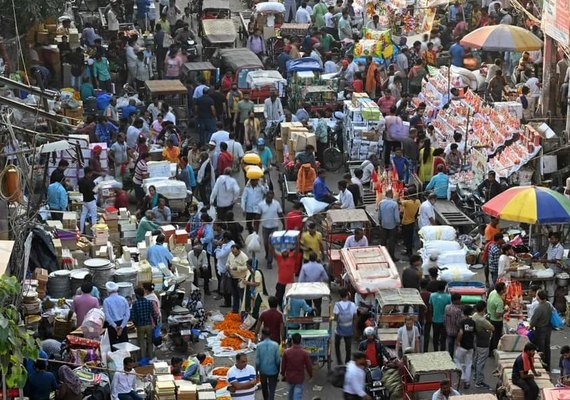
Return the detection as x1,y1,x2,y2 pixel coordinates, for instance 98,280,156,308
46,220,64,229
119,223,137,232
121,230,137,238
142,179,187,199
147,161,175,178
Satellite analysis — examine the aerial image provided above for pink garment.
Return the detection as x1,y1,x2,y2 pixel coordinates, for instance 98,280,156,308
71,294,100,326
165,57,182,78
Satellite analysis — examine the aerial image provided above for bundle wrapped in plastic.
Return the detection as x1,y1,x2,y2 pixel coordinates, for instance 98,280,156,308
439,264,475,282
418,226,457,241
81,308,105,339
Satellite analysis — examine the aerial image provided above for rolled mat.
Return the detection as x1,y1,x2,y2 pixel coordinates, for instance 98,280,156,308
460,295,483,304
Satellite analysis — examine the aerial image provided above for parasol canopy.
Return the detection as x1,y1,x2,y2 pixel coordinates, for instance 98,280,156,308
460,25,543,52
482,186,570,224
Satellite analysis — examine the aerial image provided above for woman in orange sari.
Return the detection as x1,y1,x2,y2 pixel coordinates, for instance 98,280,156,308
365,56,378,98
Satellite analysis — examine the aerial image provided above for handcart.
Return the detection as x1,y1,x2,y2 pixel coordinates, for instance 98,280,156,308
144,80,188,128
447,281,487,304
402,352,461,400
324,209,372,282
284,282,332,371
375,289,425,331
246,69,286,103
341,246,401,296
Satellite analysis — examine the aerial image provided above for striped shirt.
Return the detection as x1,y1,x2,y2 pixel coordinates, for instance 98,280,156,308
227,364,256,399
133,159,148,185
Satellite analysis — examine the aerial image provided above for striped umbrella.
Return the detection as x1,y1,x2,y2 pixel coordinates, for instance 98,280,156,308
482,186,570,224
460,25,543,52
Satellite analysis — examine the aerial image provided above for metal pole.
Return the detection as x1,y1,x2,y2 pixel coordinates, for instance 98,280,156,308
463,108,471,167
0,76,58,99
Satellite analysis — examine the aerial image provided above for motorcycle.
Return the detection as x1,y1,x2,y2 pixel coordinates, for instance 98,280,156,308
365,366,388,400
181,39,200,61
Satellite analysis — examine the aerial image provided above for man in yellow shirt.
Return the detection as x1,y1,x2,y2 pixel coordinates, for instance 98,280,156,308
300,222,324,261
400,190,421,258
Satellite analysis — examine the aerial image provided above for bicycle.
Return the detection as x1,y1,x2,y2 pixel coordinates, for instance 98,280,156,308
322,128,344,171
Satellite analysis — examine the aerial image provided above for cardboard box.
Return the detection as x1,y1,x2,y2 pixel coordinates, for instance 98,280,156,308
362,130,379,141
292,131,317,152
351,92,369,106
280,122,303,142
275,137,284,151
276,150,284,163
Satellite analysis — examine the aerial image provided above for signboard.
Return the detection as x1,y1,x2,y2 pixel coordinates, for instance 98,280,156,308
542,0,570,46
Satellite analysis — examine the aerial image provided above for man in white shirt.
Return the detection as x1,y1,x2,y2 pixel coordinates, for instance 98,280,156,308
210,168,240,221
324,54,338,74
431,379,461,400
209,121,230,152
226,132,244,169
295,3,311,23
359,155,377,184
419,193,437,229
162,104,176,125
337,180,355,209
227,353,257,400
258,191,284,269
525,73,541,113
111,357,140,400
324,6,335,28
342,352,368,398
188,244,210,294
343,228,368,248
263,91,284,122
126,118,143,149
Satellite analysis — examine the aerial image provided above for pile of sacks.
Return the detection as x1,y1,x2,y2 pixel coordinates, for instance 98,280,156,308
418,226,476,282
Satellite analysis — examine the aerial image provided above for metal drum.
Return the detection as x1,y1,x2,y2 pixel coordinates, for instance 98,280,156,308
114,267,139,287
116,282,134,298
69,269,90,295
47,270,71,298
84,258,115,297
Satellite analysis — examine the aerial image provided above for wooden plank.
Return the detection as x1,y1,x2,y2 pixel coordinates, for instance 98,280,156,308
145,80,187,95
433,200,474,226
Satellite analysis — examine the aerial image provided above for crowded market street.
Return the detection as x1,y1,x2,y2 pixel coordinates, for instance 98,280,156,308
0,0,570,399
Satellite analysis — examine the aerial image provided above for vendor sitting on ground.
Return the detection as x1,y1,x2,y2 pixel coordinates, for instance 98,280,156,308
136,210,162,243
152,197,172,224
182,353,216,387
313,169,337,204
432,379,460,400
147,234,174,268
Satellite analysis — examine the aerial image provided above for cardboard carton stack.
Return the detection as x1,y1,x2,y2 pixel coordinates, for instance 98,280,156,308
33,268,48,299
156,375,176,400
279,121,317,163
118,209,137,247
102,208,120,246
92,223,110,246
196,384,215,400
175,381,197,400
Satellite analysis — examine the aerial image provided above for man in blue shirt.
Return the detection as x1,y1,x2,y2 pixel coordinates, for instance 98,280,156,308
378,189,400,261
313,169,336,203
103,281,130,345
25,360,58,400
255,328,281,400
47,175,68,221
426,164,450,199
147,234,174,267
255,138,273,168
450,40,465,67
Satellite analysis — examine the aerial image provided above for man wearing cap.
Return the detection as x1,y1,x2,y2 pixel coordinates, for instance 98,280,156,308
210,167,240,221
188,244,210,294
103,281,131,345
255,139,273,169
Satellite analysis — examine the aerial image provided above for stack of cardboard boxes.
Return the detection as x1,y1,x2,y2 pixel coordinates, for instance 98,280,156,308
102,208,120,246
118,208,137,247
276,122,317,164
344,93,386,161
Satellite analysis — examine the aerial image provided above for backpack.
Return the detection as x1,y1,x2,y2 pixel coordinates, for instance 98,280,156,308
329,365,346,388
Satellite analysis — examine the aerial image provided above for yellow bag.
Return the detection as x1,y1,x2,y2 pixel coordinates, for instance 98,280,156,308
243,153,261,166
246,166,263,180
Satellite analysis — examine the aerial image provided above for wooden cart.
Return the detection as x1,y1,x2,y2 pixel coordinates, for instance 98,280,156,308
402,352,461,400
144,80,188,128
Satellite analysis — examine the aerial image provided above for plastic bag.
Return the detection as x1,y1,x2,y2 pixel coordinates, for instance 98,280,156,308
245,232,262,253
423,240,462,256
439,265,475,282
418,226,457,241
152,325,162,346
550,309,565,329
207,205,217,220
